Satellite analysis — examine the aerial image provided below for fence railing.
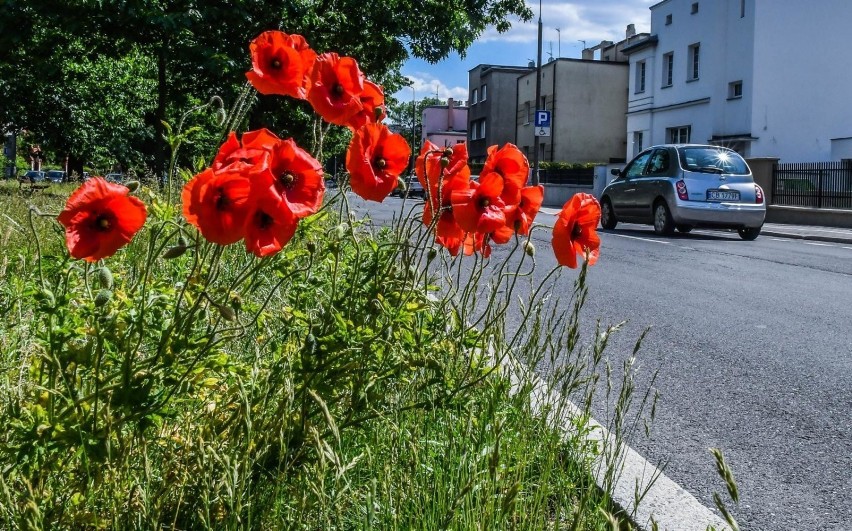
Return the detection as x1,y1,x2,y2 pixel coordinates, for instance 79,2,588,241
538,167,594,186
772,161,852,209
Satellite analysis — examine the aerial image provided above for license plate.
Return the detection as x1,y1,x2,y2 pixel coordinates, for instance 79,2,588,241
707,190,740,201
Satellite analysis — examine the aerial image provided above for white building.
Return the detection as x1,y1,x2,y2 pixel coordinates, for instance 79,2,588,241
624,0,852,162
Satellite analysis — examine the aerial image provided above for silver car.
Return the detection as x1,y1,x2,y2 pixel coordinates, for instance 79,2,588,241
601,144,766,240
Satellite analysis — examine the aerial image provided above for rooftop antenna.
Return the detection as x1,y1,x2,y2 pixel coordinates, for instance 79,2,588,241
547,42,553,61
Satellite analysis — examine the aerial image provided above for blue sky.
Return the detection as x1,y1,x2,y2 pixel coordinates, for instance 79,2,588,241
394,0,654,103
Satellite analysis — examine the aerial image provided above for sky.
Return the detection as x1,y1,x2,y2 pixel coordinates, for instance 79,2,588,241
394,0,655,103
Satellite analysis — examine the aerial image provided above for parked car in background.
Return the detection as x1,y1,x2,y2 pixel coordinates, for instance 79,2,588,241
105,173,125,183
46,170,66,183
391,174,426,200
601,144,766,240
22,170,46,182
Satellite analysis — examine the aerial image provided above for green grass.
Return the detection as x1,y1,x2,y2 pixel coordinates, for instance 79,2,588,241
0,180,648,530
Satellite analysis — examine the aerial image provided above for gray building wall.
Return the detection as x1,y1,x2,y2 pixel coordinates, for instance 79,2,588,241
516,59,629,164
467,64,533,163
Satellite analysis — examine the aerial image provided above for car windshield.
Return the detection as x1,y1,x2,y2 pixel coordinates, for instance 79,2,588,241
679,147,749,175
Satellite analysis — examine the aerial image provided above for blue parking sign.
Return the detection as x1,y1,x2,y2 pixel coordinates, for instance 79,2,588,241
534,110,551,127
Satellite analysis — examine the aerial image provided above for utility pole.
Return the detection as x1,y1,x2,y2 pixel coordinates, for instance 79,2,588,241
532,0,543,186
410,86,417,173
556,28,561,58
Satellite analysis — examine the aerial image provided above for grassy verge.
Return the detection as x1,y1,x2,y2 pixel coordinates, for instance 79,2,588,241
0,180,646,529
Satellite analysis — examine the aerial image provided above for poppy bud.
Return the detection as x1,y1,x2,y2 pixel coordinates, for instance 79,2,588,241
94,289,113,307
397,176,407,192
36,288,56,308
98,267,114,289
334,224,346,239
524,241,536,257
177,235,188,247
163,245,188,259
374,107,384,122
440,157,450,168
125,180,140,192
306,241,317,254
443,148,453,157
427,247,438,262
216,303,236,322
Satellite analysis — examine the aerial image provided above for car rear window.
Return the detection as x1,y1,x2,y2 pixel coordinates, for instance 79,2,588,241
679,147,749,175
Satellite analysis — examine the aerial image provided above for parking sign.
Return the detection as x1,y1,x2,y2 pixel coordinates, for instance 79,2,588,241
534,110,551,137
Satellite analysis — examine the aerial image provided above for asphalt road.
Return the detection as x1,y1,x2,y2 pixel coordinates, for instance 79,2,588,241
350,195,852,531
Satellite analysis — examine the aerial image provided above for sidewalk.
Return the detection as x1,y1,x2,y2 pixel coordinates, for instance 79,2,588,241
539,207,852,244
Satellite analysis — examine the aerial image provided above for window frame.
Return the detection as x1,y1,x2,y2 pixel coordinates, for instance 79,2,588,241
728,80,743,99
662,52,674,87
471,88,479,105
687,43,700,81
667,125,692,144
635,60,647,93
481,84,487,101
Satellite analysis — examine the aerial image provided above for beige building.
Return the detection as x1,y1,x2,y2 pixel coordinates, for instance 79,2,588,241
516,58,629,164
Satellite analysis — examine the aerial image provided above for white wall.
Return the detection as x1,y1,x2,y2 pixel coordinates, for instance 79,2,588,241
751,0,852,162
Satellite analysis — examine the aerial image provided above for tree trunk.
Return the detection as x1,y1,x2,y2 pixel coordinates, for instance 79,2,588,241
154,40,169,180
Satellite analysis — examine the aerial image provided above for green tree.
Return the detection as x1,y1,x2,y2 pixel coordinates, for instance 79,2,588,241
0,0,531,177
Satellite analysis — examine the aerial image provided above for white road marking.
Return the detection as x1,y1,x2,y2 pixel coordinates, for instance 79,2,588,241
607,233,672,245
844,247,852,251
803,242,834,247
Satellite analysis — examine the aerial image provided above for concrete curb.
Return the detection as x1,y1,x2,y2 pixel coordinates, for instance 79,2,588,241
504,357,730,531
760,229,852,245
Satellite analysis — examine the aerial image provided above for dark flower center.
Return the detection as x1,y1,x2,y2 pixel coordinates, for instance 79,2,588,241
256,211,274,230
94,214,112,232
279,172,296,189
215,189,230,211
571,222,582,240
478,197,491,209
270,58,282,70
332,83,344,97
374,158,386,169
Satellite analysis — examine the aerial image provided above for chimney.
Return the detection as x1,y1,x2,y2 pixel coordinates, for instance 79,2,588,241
626,24,636,38
582,49,594,60
447,97,454,130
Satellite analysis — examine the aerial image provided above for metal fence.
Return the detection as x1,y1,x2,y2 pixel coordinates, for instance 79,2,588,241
772,161,852,209
538,167,594,186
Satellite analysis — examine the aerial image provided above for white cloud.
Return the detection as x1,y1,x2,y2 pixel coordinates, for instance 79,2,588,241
478,0,653,45
394,74,469,103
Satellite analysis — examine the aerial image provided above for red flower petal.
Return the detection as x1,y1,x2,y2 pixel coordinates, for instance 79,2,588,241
346,123,411,202
246,31,316,99
307,53,365,126
182,168,253,245
244,191,298,257
57,178,147,262
551,193,601,268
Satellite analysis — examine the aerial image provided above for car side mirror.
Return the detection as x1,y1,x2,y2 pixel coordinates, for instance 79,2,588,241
610,168,622,177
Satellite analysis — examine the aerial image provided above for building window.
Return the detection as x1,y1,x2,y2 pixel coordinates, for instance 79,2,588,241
540,96,547,110
691,2,699,14
665,14,672,25
481,84,487,101
662,52,674,87
635,60,646,93
728,80,743,99
688,43,700,80
667,126,691,144
525,101,533,123
471,88,478,105
633,131,644,157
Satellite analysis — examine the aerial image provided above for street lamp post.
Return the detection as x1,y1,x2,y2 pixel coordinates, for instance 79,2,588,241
410,86,417,173
556,28,561,58
532,0,543,186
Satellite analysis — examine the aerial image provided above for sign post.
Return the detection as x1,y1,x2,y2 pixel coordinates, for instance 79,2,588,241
534,110,551,137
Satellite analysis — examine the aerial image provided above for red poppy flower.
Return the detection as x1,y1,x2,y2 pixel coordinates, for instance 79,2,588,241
418,142,471,199
450,172,507,234
482,143,530,206
492,185,544,244
212,131,272,176
414,140,439,188
57,178,147,262
346,80,387,130
346,123,411,202
423,196,464,242
246,31,316,99
552,193,601,269
463,232,492,258
182,168,253,245
307,53,365,127
255,137,325,218
244,190,299,257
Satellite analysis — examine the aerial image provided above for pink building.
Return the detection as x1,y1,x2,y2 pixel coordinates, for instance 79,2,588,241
421,98,468,148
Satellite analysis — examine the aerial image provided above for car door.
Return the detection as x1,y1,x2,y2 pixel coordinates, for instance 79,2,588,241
634,148,675,221
608,150,652,219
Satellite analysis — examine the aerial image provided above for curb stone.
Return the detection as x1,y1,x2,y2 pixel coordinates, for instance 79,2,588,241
503,357,731,531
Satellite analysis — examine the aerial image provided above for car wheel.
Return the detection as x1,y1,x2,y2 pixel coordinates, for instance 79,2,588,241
738,226,761,240
676,224,693,233
600,198,618,229
653,201,675,235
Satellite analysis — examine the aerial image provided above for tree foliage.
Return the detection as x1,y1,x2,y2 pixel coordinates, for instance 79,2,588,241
0,0,531,176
